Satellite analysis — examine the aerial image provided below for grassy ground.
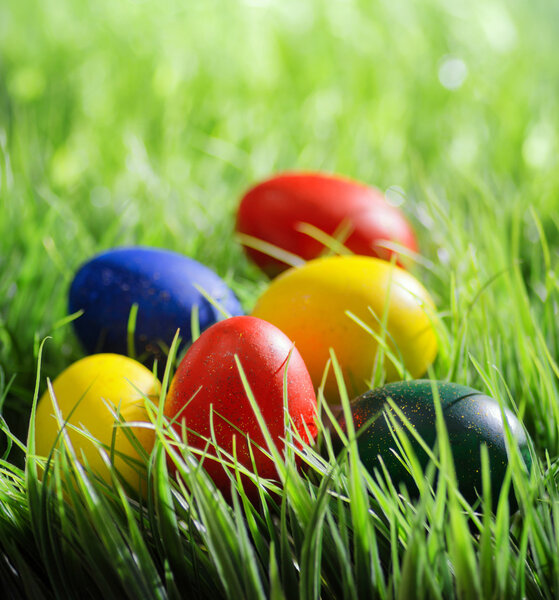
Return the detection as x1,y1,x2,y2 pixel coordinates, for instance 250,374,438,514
1,0,559,597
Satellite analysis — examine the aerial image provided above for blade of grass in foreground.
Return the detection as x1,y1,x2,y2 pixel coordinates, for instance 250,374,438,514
332,349,387,599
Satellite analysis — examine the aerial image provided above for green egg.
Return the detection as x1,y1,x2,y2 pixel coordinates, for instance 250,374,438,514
334,380,532,506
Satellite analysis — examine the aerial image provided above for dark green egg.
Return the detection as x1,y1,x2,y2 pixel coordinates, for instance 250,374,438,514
333,380,532,506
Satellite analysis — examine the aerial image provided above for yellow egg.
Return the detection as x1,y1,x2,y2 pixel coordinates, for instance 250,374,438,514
251,256,438,403
34,354,160,492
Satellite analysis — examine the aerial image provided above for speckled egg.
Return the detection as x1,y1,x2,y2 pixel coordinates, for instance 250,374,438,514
251,255,438,403
333,380,532,505
34,354,161,493
236,172,419,277
164,316,318,499
69,247,244,366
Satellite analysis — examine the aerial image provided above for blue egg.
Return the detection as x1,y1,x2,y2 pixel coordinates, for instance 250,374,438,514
69,247,244,366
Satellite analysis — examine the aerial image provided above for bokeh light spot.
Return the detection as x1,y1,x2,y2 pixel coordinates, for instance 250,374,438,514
438,56,468,91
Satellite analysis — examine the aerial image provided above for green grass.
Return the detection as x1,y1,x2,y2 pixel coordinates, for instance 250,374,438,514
1,0,559,597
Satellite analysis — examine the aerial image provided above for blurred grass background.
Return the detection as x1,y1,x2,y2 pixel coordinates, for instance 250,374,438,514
1,0,559,597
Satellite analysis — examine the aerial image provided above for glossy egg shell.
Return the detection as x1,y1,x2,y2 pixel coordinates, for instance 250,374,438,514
69,247,243,367
164,316,318,498
34,354,161,492
236,172,418,277
251,255,438,403
333,380,532,505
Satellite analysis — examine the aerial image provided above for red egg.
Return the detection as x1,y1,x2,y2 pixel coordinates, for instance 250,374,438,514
236,172,419,277
164,316,318,498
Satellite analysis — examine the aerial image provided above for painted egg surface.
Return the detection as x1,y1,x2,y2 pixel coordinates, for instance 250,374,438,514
333,380,532,505
69,247,244,366
34,354,161,492
251,255,438,403
236,172,418,277
164,316,318,498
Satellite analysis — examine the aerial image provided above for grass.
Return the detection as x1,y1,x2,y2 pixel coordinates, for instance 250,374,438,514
1,0,559,597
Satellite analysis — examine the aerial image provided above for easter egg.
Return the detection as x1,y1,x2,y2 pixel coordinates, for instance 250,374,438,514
164,316,318,498
333,380,532,505
69,247,243,367
34,354,160,492
251,255,437,403
236,172,418,277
